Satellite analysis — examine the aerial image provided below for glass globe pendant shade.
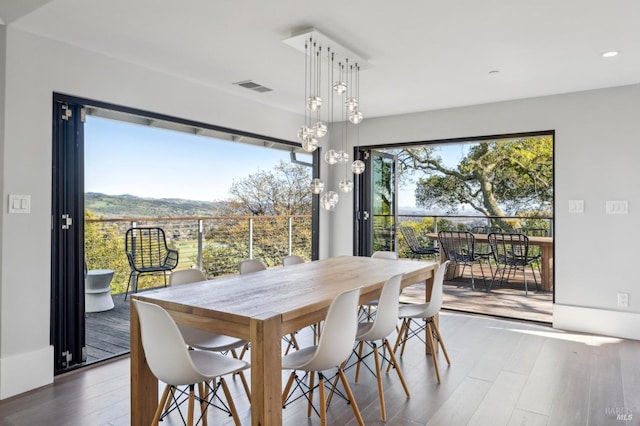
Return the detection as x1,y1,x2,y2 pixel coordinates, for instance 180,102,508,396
324,149,339,165
310,178,325,194
306,95,322,111
339,179,354,193
302,137,319,152
348,110,363,124
297,125,312,142
337,150,349,163
333,80,347,95
351,159,366,174
320,191,339,210
345,97,358,112
313,121,327,138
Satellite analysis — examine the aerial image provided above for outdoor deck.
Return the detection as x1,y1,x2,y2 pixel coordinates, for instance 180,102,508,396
84,268,551,366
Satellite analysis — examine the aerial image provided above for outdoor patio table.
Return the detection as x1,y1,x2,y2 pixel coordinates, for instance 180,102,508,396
130,255,438,425
427,232,554,291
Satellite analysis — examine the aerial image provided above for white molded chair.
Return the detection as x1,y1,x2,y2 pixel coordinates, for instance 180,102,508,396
283,255,305,266
371,250,399,260
281,287,364,426
238,258,268,274
239,259,299,354
169,268,251,401
169,268,207,286
132,299,249,426
351,273,409,421
391,260,451,383
360,251,399,321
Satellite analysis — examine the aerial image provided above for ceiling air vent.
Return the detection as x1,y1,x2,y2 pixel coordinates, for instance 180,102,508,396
233,80,273,93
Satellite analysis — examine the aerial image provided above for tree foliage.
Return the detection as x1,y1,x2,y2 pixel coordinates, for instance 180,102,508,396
202,161,313,275
399,136,552,228
84,209,130,293
219,161,312,216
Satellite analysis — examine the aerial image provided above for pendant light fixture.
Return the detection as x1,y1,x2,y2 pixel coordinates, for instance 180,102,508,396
284,28,370,210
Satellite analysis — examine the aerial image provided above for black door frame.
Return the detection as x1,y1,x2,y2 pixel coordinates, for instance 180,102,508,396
51,93,320,373
51,96,86,373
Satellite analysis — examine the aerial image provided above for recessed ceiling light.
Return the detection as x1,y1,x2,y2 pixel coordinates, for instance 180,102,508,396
602,51,619,58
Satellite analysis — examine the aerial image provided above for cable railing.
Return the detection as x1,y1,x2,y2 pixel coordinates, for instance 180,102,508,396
378,213,553,256
397,213,553,235
85,215,312,294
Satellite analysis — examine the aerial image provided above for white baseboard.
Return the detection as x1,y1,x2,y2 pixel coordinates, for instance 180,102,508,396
0,345,54,399
554,304,640,340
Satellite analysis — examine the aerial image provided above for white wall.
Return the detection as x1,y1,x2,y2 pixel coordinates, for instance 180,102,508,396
1,26,639,399
0,28,305,399
326,84,640,341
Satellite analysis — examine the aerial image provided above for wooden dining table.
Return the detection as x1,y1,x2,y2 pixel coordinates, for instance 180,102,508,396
130,255,438,425
427,232,554,291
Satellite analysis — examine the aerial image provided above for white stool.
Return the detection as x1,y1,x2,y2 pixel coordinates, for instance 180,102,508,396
85,269,115,312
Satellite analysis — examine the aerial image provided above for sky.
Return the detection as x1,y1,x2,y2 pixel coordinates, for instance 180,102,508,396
85,116,306,202
85,115,469,208
395,144,471,208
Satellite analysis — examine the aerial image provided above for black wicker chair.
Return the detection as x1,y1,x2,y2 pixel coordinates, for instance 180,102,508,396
487,232,539,296
399,226,439,259
124,227,179,299
517,228,548,274
437,230,488,289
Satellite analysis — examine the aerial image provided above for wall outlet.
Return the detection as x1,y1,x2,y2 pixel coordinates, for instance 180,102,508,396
617,292,629,308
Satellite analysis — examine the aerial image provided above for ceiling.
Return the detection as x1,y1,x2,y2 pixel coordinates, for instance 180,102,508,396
2,0,640,120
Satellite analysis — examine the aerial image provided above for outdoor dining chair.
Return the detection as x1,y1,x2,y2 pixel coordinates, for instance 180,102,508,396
400,226,439,259
438,230,488,289
124,227,179,299
471,226,502,278
487,233,539,296
519,228,548,273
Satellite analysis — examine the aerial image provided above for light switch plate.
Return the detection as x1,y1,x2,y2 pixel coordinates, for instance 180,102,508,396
568,200,584,213
606,200,628,215
8,194,31,214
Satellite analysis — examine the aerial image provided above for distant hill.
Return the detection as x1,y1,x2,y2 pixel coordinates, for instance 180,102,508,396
85,192,222,218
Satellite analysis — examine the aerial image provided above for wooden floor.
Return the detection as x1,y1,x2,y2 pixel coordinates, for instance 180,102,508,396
2,311,638,425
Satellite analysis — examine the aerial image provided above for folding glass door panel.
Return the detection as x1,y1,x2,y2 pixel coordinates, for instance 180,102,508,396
51,97,86,373
354,149,398,255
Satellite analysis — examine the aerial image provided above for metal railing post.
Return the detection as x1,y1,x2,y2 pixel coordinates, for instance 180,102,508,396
433,216,439,250
248,218,254,259
197,219,203,269
288,217,293,255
